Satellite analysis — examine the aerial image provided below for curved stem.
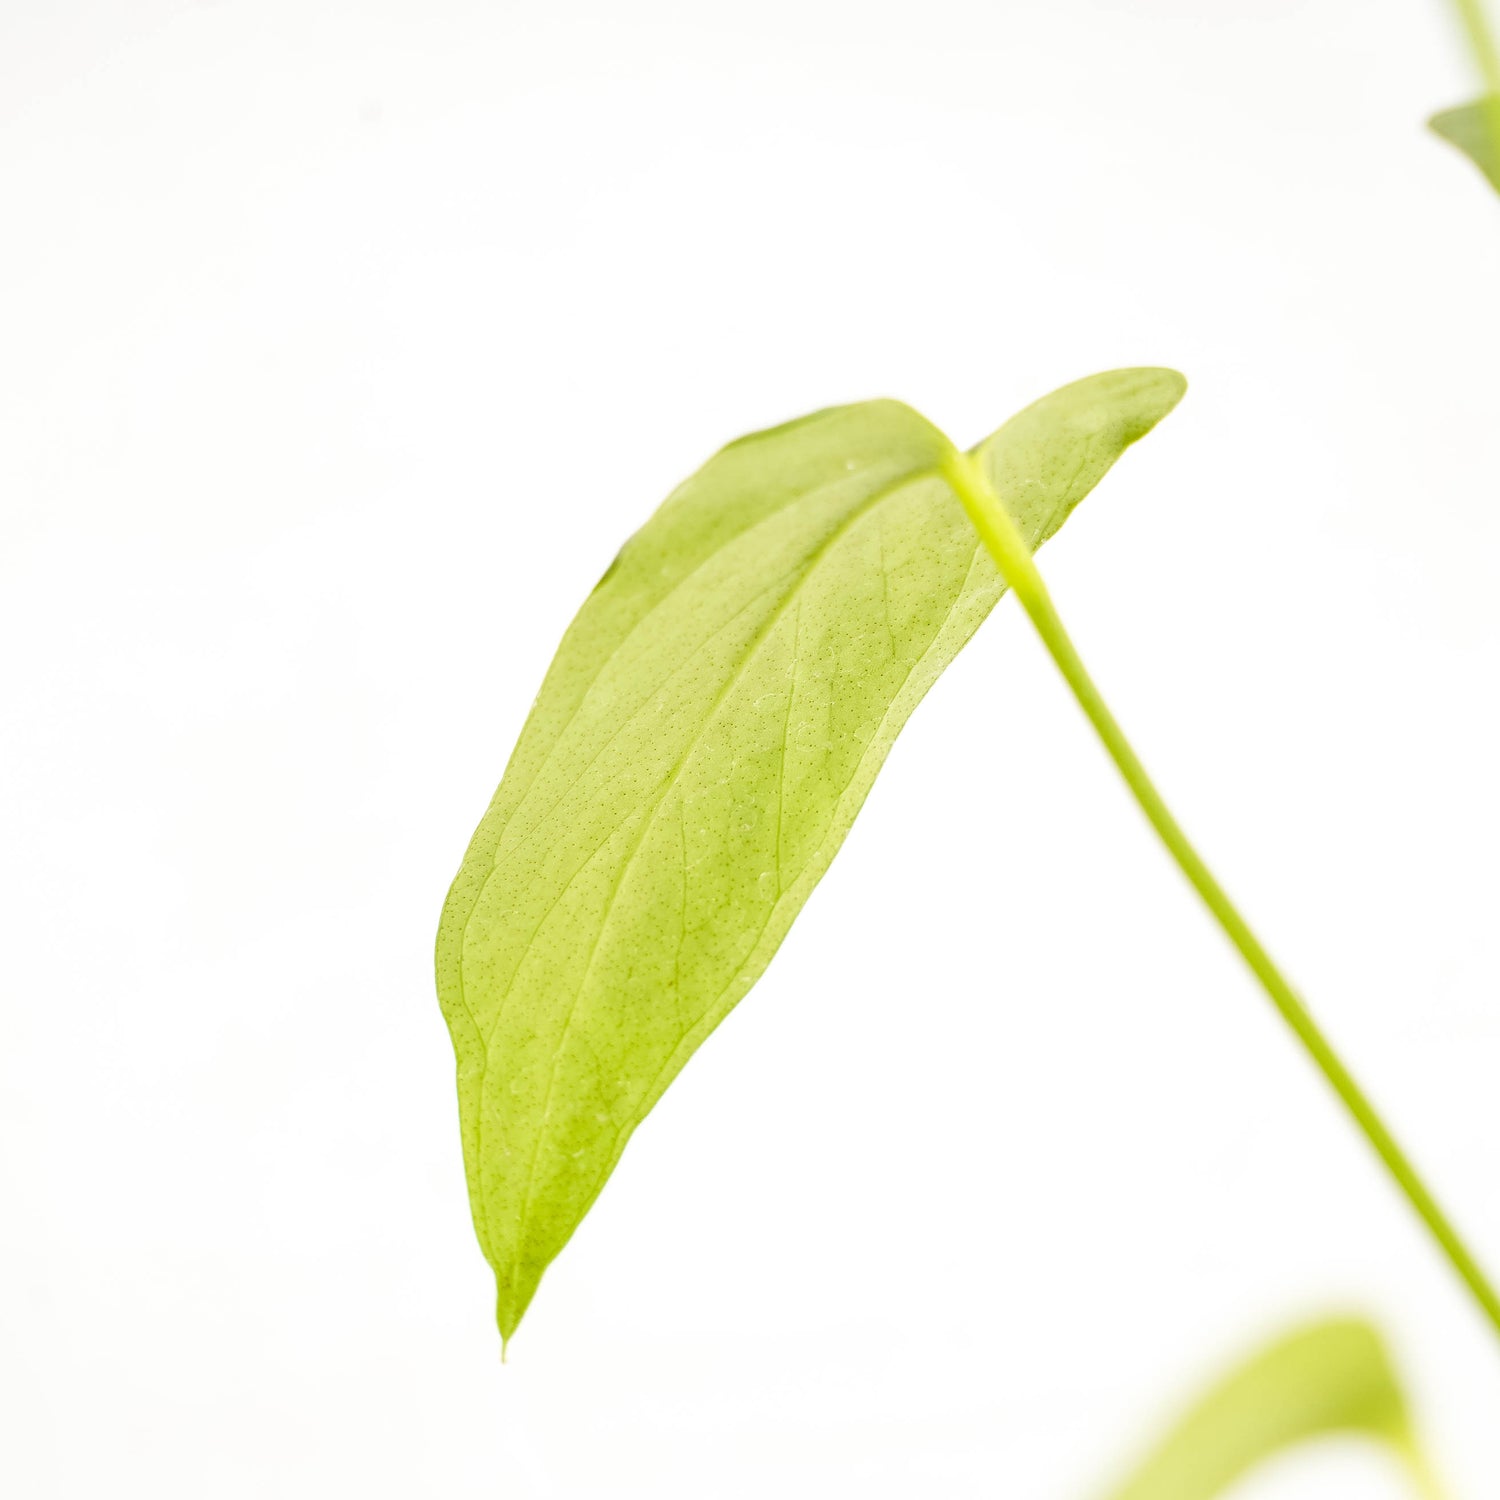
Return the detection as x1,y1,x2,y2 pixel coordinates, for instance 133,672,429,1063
1402,1434,1451,1500
1452,0,1500,160
941,447,1500,1347
1454,0,1500,91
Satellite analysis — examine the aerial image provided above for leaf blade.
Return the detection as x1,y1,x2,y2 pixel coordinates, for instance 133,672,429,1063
436,369,1186,1342
1430,96,1500,195
1101,1317,1440,1500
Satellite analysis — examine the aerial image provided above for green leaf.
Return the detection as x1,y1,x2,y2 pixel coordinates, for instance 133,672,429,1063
1430,97,1500,195
1101,1317,1442,1500
436,368,1186,1346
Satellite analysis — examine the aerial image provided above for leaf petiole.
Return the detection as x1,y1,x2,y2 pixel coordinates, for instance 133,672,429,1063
940,445,1500,1349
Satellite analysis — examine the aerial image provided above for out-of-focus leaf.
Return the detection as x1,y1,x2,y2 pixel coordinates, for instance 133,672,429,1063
1430,97,1500,195
436,369,1185,1346
1101,1317,1442,1500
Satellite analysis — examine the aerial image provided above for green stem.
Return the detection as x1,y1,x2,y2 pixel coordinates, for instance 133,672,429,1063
941,446,1500,1348
1401,1432,1451,1500
1453,0,1500,162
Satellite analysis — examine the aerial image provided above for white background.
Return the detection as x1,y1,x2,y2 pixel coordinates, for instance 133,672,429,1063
2,1,1498,1495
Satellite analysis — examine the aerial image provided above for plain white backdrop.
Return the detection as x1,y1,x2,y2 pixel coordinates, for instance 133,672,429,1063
2,1,1498,1495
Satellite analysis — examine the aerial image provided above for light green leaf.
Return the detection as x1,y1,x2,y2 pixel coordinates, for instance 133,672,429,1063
436,368,1186,1345
1101,1317,1442,1500
1430,97,1500,195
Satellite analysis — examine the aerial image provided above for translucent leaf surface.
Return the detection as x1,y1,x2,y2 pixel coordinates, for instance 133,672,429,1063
436,369,1186,1344
1101,1318,1441,1500
1430,97,1500,195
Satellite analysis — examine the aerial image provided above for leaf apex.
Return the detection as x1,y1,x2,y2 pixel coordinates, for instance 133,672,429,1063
1427,96,1500,195
496,1270,536,1354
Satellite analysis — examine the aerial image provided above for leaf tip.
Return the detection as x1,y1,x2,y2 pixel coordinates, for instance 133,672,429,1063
1120,365,1189,422
1068,365,1189,450
496,1291,521,1352
495,1264,542,1355
1159,366,1189,402
1427,97,1500,195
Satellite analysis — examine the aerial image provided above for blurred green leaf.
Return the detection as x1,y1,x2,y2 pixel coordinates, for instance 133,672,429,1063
1430,97,1500,195
1101,1317,1442,1500
435,370,1185,1346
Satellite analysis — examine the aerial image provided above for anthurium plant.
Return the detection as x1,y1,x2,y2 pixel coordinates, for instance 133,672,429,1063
433,1,1499,1492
